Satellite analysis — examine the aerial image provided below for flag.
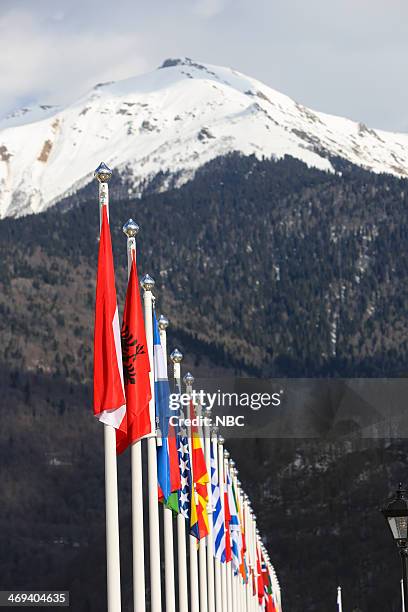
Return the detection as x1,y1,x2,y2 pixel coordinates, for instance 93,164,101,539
227,467,241,574
224,483,232,563
211,441,226,562
154,312,172,501
178,417,192,519
93,204,126,430
160,422,181,511
116,251,151,454
190,402,210,539
236,489,247,581
266,594,277,612
257,547,264,605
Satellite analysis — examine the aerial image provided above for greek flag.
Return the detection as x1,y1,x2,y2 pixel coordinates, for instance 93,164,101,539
211,440,225,562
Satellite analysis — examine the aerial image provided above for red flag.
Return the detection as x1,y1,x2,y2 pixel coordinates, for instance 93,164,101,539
257,547,264,604
190,401,210,539
266,594,277,612
116,251,151,454
93,205,126,430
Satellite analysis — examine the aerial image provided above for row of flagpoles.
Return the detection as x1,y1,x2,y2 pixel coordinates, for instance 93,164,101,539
92,162,282,612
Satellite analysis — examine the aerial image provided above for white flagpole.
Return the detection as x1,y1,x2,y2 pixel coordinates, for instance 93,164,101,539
122,219,146,612
402,579,406,612
229,462,237,612
225,455,233,612
94,162,122,612
170,349,189,612
243,495,251,612
204,413,216,612
185,372,200,612
141,273,162,612
199,540,208,612
196,404,208,612
204,416,218,612
212,433,223,612
252,510,259,610
158,315,176,612
239,488,246,612
337,585,343,612
220,444,228,612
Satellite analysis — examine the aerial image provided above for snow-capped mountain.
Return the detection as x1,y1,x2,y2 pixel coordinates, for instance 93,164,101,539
1,57,408,218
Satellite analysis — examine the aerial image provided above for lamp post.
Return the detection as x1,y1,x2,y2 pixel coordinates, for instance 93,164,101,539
382,483,408,610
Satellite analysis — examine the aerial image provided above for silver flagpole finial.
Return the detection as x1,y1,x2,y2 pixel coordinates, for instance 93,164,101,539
94,161,112,183
183,371,194,386
229,459,235,468
123,218,140,238
158,314,169,330
218,435,225,445
141,274,155,291
170,348,183,363
223,449,230,459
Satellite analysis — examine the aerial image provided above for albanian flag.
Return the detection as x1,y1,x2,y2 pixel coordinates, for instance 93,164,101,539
116,251,151,453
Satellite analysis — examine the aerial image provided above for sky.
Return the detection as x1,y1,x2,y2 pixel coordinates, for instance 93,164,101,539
1,0,407,131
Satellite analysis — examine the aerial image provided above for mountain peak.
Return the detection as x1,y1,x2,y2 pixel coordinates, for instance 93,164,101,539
1,59,408,219
159,57,196,69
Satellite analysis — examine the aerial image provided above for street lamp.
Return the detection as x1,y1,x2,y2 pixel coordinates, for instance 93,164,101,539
382,484,408,608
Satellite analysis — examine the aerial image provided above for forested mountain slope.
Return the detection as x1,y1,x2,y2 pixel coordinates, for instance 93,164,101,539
1,153,408,611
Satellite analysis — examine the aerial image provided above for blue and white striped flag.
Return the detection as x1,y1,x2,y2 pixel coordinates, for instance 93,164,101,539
211,441,225,562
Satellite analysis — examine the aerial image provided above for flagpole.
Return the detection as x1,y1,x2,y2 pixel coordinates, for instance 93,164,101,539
212,432,223,612
243,495,252,612
170,349,189,612
94,163,122,612
238,484,246,612
185,372,200,612
141,273,162,612
231,468,238,612
337,586,343,612
158,315,177,612
122,219,147,612
196,404,208,612
229,461,238,612
204,414,215,612
252,515,258,612
224,455,233,612
219,442,228,612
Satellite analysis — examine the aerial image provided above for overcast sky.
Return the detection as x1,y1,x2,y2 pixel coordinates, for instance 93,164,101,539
1,0,407,131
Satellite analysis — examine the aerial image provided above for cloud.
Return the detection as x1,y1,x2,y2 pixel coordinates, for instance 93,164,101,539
192,0,229,18
0,0,407,130
0,8,149,116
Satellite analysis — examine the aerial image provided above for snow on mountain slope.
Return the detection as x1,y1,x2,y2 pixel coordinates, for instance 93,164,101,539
1,57,408,218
